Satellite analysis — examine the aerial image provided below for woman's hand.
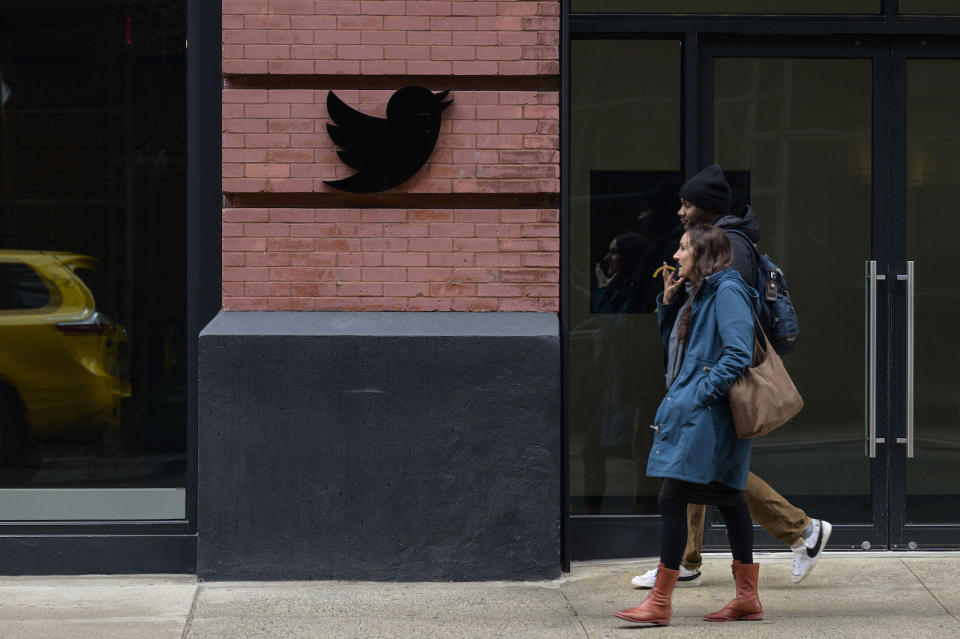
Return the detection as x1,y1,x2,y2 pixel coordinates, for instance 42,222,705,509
661,261,685,304
594,262,615,288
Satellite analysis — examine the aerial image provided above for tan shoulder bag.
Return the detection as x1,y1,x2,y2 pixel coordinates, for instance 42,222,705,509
728,319,804,439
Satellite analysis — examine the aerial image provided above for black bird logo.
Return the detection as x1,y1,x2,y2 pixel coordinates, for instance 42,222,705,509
324,86,453,193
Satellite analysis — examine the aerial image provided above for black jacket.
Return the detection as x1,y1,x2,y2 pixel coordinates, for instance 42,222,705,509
716,205,760,289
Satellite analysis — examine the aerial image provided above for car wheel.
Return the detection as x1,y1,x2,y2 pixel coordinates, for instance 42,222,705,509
0,390,29,467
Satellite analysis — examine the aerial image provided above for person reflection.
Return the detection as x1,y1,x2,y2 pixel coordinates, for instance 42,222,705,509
582,232,648,514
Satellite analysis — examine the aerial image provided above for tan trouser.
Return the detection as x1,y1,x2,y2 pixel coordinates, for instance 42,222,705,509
680,472,810,571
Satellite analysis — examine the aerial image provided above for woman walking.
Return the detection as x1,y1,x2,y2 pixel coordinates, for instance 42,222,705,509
615,224,762,626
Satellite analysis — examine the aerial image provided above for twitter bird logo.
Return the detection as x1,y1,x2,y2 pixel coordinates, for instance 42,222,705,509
324,86,453,193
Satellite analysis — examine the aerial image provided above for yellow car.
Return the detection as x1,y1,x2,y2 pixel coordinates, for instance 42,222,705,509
0,251,131,464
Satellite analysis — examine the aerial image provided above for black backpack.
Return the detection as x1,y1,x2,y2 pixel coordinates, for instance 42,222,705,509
727,230,799,356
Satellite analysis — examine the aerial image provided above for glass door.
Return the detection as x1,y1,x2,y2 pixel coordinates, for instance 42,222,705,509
891,47,960,548
703,39,890,549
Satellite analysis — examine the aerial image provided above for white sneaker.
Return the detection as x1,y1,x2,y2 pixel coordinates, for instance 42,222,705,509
630,565,702,588
791,518,832,584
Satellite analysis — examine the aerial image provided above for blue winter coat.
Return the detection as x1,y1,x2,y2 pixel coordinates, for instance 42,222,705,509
646,267,760,490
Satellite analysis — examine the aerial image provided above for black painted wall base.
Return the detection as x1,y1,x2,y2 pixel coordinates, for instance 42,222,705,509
198,311,561,581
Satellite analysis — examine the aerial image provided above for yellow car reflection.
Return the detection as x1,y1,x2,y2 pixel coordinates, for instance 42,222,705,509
0,251,131,464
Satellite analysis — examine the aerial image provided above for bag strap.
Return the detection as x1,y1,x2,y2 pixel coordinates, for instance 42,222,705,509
725,228,761,260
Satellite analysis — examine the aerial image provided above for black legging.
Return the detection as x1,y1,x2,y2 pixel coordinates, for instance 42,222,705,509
658,494,753,570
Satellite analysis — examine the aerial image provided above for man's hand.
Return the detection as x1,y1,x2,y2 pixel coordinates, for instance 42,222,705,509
661,262,684,304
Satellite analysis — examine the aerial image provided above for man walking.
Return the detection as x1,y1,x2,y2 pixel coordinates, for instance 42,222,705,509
632,165,831,588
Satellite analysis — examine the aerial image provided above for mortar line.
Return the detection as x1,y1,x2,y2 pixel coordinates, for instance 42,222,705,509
901,558,960,624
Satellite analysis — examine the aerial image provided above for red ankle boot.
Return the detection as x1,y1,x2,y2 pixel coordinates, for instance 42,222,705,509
704,560,763,622
615,563,679,626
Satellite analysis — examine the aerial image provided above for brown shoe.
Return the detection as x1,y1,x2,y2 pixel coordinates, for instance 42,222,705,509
615,563,679,626
704,560,764,622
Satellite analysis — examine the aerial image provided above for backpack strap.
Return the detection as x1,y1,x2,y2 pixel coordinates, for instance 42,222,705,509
724,228,761,260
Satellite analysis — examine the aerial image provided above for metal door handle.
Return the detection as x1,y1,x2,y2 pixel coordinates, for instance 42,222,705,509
866,261,885,458
896,261,915,458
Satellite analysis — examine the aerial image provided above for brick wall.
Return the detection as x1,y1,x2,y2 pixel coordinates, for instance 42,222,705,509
221,0,560,312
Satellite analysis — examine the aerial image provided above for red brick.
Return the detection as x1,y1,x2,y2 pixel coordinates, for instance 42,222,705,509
360,0,404,14
337,16,384,30
223,238,268,252
361,238,408,251
268,238,316,251
452,1,498,16
499,298,540,311
452,298,498,311
290,253,338,267
431,46,476,60
429,281,477,297
362,30,407,44
337,44,384,59
407,267,453,281
223,223,244,237
477,283,524,297
290,283,339,297
246,252,292,267
383,253,428,266
315,60,362,74
224,208,270,223
223,267,269,282
383,16,430,30
291,45,337,59
361,60,407,74
222,282,245,296
246,282,292,296
451,60,498,74
315,1,361,12
384,282,430,297
477,46,522,60
317,267,362,281
313,29,362,44
245,223,289,236
453,238,498,252
452,268,499,282
336,282,382,296
289,15,338,29
408,31,452,45
498,2,539,16
428,252,474,267
476,253,522,267
409,298,454,311
361,267,407,282
407,1,453,15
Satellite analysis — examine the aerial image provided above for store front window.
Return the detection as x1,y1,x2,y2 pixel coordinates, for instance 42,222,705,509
0,1,187,520
569,39,681,516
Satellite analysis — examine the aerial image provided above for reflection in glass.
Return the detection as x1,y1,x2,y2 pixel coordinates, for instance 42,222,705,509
905,60,960,524
899,0,960,14
714,58,872,524
572,0,879,14
570,40,681,515
0,1,186,520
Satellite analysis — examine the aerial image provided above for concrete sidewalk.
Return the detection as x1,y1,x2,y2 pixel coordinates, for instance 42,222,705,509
1,553,958,638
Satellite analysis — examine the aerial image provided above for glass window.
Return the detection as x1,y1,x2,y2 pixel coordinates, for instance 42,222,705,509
0,1,187,520
900,1,960,14
0,263,51,310
905,59,960,524
571,0,880,14
570,39,681,515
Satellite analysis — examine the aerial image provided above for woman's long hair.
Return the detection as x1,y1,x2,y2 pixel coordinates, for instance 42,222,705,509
676,225,734,341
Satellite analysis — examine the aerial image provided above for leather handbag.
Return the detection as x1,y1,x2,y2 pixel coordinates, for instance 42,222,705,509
728,318,804,439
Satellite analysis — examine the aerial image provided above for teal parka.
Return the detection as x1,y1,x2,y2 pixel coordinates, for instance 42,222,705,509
646,267,759,490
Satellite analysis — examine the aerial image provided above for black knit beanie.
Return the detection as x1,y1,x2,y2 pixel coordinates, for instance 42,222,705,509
678,165,731,215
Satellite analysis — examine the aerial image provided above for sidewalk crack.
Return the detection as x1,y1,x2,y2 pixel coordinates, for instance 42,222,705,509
180,582,202,639
559,585,590,637
902,558,960,624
